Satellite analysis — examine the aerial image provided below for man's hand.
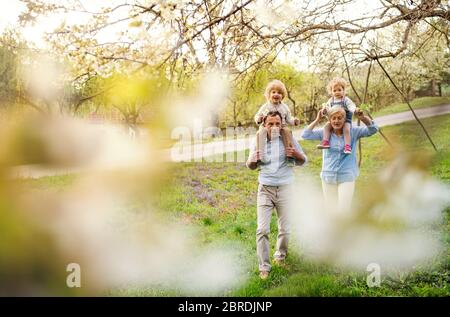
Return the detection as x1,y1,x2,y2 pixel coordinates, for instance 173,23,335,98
286,146,306,165
285,147,296,158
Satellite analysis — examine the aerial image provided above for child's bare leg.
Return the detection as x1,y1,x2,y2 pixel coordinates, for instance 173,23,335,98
256,126,268,162
317,122,331,149
323,122,331,142
343,122,352,154
344,122,351,145
281,127,293,152
281,127,295,165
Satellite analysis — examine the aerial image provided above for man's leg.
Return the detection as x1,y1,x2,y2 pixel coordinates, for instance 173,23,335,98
256,184,275,273
273,185,292,262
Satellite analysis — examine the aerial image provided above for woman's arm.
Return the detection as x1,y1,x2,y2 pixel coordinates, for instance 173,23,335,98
301,109,325,140
305,108,325,130
355,110,372,126
353,111,379,138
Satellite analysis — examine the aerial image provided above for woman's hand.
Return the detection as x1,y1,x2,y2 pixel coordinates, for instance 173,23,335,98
354,107,364,119
354,109,373,126
316,108,326,121
305,107,326,131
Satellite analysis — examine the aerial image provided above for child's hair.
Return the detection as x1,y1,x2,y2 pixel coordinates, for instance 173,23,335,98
327,77,347,95
264,79,287,100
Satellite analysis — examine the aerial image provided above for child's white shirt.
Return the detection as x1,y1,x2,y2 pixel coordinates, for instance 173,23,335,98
254,102,295,125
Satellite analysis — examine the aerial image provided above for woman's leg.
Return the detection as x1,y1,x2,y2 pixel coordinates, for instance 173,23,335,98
337,181,355,214
321,180,338,210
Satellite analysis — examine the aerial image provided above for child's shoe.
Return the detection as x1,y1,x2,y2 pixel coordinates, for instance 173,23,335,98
317,140,330,149
343,144,352,154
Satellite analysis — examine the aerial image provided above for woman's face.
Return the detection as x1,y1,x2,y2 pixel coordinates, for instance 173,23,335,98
329,111,345,131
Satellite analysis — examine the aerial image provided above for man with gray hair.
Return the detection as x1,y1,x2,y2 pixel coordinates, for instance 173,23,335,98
247,111,307,279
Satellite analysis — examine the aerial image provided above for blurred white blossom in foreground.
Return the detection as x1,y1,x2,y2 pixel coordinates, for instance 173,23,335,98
291,155,449,272
0,69,245,295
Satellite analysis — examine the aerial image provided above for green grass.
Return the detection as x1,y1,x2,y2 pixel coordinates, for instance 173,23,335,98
372,96,450,117
20,115,450,297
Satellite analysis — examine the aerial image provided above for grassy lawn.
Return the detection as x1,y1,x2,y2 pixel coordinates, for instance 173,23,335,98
372,96,450,117
19,114,450,297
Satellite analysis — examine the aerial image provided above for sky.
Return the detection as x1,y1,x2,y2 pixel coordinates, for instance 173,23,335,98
0,0,25,30
0,0,127,47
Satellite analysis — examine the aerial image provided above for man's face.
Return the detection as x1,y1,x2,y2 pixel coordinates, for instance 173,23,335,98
264,115,281,139
269,89,283,104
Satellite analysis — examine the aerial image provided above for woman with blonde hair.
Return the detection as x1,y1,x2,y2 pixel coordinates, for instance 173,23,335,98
302,107,378,213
